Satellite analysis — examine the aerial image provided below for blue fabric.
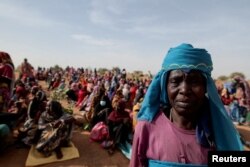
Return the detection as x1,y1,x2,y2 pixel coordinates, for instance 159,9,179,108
195,101,212,148
206,77,243,150
223,81,235,94
149,160,207,167
161,43,213,75
0,124,10,138
118,141,132,159
137,43,243,150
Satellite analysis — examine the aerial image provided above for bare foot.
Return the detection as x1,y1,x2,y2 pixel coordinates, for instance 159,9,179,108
55,147,63,159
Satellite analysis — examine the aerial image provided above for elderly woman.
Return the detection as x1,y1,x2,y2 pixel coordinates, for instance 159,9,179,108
36,100,75,159
130,44,243,167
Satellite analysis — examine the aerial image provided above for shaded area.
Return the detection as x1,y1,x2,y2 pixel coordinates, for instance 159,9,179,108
0,130,129,167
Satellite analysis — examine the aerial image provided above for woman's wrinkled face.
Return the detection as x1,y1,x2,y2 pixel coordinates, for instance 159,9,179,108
167,69,206,116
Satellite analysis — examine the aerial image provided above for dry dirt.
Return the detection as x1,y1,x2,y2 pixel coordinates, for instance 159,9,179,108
0,130,130,167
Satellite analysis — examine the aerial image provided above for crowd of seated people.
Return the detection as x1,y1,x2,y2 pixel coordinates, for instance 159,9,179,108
0,52,150,157
218,77,250,125
1,50,249,159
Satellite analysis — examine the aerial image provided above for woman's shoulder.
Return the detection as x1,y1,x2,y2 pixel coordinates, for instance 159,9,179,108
136,111,170,131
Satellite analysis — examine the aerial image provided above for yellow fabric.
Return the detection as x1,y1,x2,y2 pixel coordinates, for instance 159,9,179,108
25,142,79,166
132,103,141,129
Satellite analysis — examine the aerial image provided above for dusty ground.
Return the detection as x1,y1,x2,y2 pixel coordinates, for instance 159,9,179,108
0,130,130,167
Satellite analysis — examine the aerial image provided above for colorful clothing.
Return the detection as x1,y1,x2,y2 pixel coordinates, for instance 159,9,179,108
131,111,213,166
21,96,46,145
20,61,33,78
36,109,73,156
90,95,112,128
131,44,243,167
0,51,15,113
108,99,132,149
76,87,88,107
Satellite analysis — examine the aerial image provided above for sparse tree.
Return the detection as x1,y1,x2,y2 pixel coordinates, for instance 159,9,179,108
98,68,109,75
217,75,228,81
229,72,245,79
133,70,144,80
53,64,62,71
112,67,121,74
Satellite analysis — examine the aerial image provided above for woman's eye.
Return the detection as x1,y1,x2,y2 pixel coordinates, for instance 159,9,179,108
190,78,203,85
191,79,198,83
169,79,180,85
170,80,177,83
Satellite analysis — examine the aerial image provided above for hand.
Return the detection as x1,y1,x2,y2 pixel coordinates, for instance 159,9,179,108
53,120,62,128
97,108,109,116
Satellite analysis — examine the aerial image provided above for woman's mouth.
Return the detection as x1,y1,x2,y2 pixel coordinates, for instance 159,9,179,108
175,101,193,108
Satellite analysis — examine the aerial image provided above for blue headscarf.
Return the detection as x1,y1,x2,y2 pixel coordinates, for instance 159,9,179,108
137,43,243,151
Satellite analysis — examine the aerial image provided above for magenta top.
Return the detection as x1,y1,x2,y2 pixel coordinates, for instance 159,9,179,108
130,111,213,167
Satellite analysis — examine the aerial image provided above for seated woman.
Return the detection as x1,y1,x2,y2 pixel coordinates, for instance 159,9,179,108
107,99,132,154
36,100,75,159
0,51,16,128
17,86,47,147
90,94,112,129
66,82,78,102
75,84,88,107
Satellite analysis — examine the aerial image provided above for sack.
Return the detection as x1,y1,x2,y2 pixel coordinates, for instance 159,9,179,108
90,122,108,142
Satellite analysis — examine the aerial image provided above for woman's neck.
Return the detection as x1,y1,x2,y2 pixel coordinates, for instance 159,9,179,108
170,108,197,130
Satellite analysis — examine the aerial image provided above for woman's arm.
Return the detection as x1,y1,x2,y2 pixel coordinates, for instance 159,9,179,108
130,121,148,167
37,112,48,130
60,113,75,124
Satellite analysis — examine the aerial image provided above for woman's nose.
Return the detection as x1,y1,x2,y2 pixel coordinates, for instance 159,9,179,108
179,81,191,94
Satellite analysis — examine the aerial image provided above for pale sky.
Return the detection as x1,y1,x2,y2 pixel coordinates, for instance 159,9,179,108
1,0,250,79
